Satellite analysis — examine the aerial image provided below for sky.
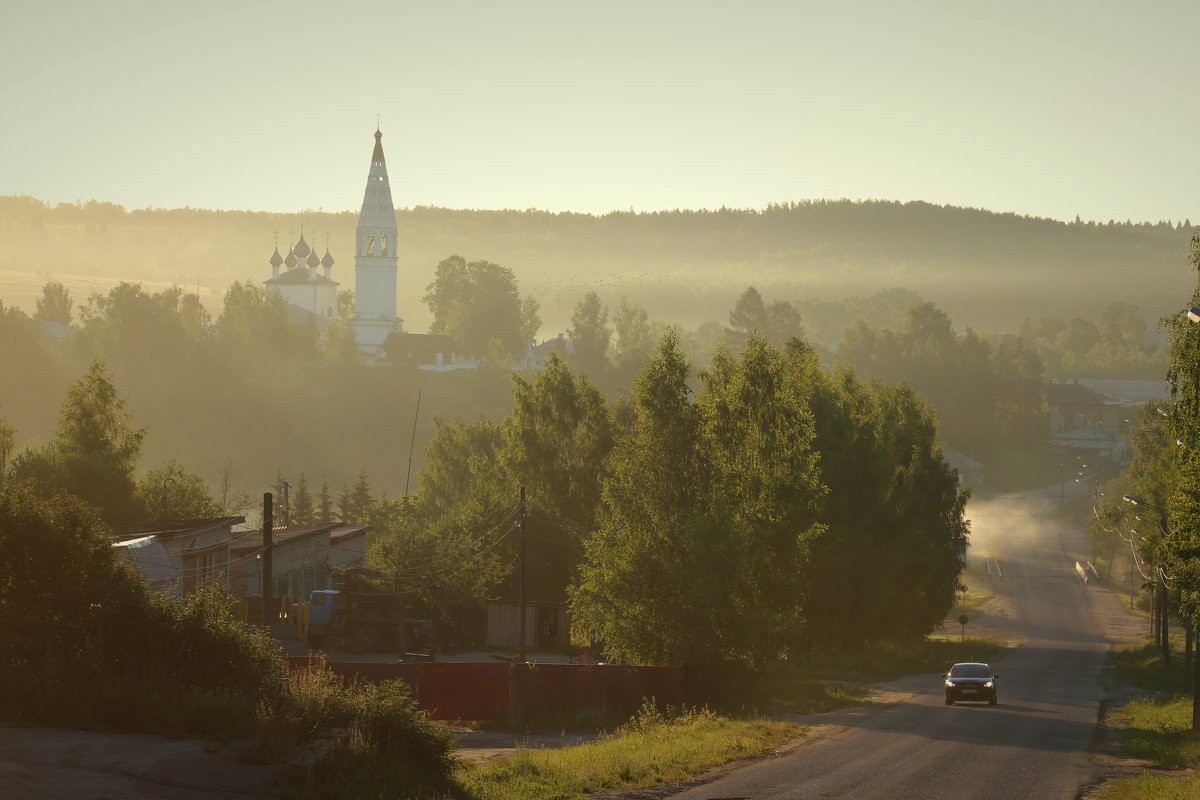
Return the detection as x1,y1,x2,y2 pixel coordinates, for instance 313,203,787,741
4,0,1198,223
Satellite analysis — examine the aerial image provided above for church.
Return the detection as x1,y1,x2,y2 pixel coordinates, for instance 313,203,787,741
265,129,404,359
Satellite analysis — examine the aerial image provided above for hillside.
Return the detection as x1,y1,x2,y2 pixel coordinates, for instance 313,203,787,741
1,196,1193,337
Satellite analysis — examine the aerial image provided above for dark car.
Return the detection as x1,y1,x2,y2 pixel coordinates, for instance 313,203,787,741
943,662,998,705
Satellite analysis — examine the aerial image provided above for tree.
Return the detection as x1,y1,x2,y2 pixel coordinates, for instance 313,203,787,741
318,475,334,523
217,280,318,362
8,360,144,523
500,354,614,600
345,470,373,523
135,459,221,521
569,291,612,379
423,255,527,355
571,329,704,665
291,473,314,525
34,281,72,325
520,295,542,348
612,296,653,368
695,336,826,665
729,287,767,335
0,410,13,492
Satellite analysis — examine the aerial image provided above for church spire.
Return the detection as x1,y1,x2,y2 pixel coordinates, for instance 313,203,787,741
351,127,402,357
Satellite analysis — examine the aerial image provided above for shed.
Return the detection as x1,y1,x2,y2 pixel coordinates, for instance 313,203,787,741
486,600,570,650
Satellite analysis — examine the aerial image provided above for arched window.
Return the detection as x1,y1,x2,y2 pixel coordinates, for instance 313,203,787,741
367,234,375,256
381,234,388,256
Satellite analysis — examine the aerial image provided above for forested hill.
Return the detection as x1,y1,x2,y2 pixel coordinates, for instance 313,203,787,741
0,195,1193,333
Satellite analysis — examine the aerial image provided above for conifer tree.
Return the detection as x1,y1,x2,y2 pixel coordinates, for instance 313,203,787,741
318,475,334,523
291,473,314,526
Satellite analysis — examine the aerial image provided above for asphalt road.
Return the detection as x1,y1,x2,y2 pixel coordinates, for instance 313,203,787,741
669,489,1146,800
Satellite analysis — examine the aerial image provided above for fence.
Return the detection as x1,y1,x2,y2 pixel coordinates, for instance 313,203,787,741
285,657,683,723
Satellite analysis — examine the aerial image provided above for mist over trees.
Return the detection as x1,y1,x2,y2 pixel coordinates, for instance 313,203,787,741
0,195,1191,338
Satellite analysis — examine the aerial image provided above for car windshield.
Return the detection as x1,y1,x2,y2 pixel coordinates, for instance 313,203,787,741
950,664,992,678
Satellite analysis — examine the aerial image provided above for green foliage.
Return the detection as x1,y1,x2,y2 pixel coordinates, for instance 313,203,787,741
459,704,797,800
217,280,318,361
8,360,144,522
569,290,612,380
0,488,281,731
1020,302,1167,380
34,281,73,325
424,254,532,356
838,300,1046,448
571,329,702,665
290,472,315,525
135,458,222,521
612,296,653,368
0,410,13,492
251,658,457,798
727,286,804,349
572,330,969,668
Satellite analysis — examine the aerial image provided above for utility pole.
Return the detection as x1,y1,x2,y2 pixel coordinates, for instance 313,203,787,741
519,485,527,664
262,492,273,629
405,389,422,500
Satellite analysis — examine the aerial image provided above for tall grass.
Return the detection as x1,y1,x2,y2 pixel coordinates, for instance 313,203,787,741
457,702,797,800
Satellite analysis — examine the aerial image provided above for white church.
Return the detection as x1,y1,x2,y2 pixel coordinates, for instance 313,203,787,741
265,130,564,370
265,129,405,359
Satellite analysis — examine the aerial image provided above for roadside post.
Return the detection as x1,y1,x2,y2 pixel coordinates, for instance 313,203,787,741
958,614,968,643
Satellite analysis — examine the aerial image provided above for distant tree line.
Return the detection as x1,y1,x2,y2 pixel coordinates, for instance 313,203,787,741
0,194,1193,339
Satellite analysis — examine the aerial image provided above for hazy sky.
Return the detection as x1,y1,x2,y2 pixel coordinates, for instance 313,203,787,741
5,0,1197,223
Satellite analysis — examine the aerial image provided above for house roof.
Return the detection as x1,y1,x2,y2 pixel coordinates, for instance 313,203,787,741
530,335,574,357
229,522,342,554
112,535,176,583
1046,382,1115,406
110,516,245,541
942,446,985,472
1074,379,1170,404
331,524,372,543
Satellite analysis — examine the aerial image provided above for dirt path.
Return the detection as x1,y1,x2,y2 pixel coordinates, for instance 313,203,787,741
0,725,283,800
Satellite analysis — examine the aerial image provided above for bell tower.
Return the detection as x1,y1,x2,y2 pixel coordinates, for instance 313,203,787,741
351,128,403,356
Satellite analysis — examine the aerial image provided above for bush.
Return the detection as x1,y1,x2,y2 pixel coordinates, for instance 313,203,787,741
0,488,282,735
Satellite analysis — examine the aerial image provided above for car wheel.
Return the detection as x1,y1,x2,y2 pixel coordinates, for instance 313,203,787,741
945,698,954,705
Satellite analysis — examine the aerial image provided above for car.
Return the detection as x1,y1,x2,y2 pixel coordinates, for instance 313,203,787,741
943,662,998,705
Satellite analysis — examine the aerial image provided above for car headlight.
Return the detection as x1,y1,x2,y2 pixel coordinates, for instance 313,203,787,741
945,680,956,687
984,681,994,688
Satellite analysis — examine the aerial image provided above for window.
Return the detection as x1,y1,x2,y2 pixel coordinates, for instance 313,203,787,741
381,234,388,256
367,234,375,256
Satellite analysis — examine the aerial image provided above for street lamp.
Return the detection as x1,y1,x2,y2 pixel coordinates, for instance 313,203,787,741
1124,495,1173,660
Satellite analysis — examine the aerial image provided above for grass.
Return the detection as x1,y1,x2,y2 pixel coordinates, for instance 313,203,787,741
1092,773,1200,800
454,703,799,800
1089,642,1200,799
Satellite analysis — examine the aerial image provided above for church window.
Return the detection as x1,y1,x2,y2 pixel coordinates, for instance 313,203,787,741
381,234,388,256
367,234,375,256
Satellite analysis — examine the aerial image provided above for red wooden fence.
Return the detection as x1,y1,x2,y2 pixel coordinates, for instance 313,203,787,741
286,657,683,723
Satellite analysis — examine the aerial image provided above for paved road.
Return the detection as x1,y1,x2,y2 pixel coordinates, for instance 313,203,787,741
670,490,1146,800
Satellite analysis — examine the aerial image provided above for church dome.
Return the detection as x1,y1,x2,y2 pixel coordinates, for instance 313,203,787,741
293,234,311,258
269,247,283,267
306,248,320,268
284,249,298,268
321,248,335,268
